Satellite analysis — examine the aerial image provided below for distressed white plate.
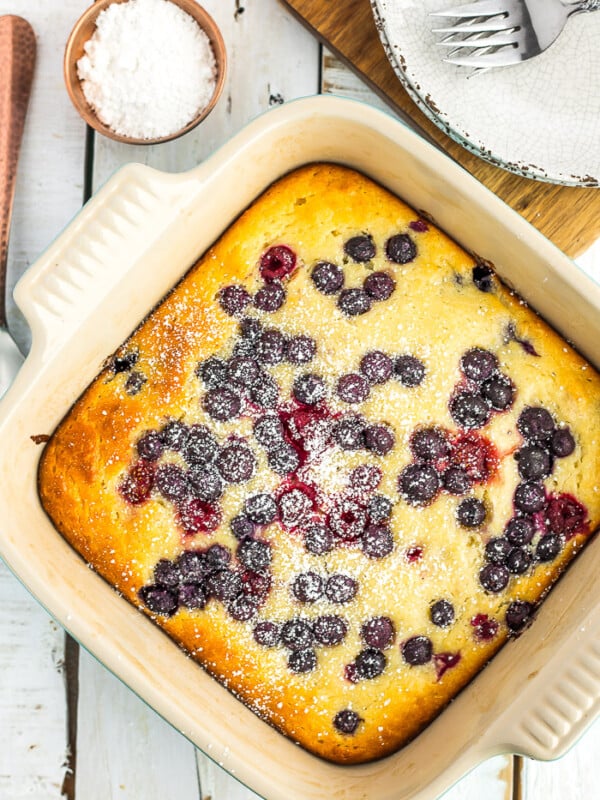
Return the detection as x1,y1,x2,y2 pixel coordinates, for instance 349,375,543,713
371,0,600,186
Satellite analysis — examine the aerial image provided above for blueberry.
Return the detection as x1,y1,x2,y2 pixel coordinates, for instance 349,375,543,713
268,444,300,475
479,563,510,593
303,523,334,555
551,427,575,458
237,538,272,571
394,355,426,387
329,500,367,541
430,600,455,628
350,464,382,493
359,351,393,384
443,467,472,495
333,415,366,450
536,533,563,562
292,572,324,603
460,348,498,382
361,616,395,649
506,547,532,575
216,442,256,483
218,285,252,316
514,481,546,513
314,615,348,646
244,493,277,525
257,329,287,365
363,271,396,301
227,356,261,387
368,495,393,523
293,373,326,405
241,570,271,600
325,574,358,604
402,636,433,666
398,464,440,506
456,497,486,528
337,288,372,317
362,524,394,558
138,585,178,617
472,264,494,292
450,392,491,429
155,463,189,502
119,461,155,505
286,335,317,364
113,350,138,373
136,430,164,462
506,600,533,632
481,374,515,410
517,407,555,443
337,373,370,404
288,648,317,673
196,357,227,389
254,282,286,313
203,387,242,422
154,559,180,589
177,550,209,583
364,424,395,456
183,424,219,465
239,317,262,342
250,373,278,408
188,465,223,502
253,415,285,449
354,648,387,679
385,233,416,264
206,544,232,570
205,569,243,602
279,489,312,526
281,619,314,650
160,420,189,451
230,515,255,540
505,516,535,546
333,709,362,735
515,445,553,480
485,537,512,564
260,245,296,282
178,583,207,610
311,261,344,294
227,594,259,622
410,428,450,462
178,497,222,535
254,620,281,647
125,371,146,395
344,235,375,262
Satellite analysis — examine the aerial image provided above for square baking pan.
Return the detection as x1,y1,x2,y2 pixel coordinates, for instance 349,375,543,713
1,95,600,800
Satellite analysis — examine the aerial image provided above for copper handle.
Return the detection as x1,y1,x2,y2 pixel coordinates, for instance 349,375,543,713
0,16,35,330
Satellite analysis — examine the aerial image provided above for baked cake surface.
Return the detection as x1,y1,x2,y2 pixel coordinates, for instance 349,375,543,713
39,163,600,764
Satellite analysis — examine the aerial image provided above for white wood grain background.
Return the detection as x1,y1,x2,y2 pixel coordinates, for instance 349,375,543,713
0,1,599,799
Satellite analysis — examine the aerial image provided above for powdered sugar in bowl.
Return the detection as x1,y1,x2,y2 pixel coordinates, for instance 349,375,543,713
64,0,226,145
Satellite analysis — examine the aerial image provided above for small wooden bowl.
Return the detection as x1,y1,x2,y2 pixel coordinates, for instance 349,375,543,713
64,0,226,145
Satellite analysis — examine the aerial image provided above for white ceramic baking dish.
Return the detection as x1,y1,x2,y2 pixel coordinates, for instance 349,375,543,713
1,96,600,800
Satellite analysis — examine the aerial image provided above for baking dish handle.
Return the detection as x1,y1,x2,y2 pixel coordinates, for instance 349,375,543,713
481,624,600,761
13,162,200,361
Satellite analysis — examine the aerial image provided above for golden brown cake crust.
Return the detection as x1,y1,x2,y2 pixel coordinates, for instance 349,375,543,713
39,164,600,764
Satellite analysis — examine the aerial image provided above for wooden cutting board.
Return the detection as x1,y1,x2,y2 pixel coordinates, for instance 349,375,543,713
281,0,600,259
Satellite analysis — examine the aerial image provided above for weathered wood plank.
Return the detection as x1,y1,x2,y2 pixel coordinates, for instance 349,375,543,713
0,1,87,797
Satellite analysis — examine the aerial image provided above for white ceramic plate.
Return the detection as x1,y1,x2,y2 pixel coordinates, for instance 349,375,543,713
371,0,600,186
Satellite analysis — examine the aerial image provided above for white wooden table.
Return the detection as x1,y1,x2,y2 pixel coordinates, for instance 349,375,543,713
1,2,599,798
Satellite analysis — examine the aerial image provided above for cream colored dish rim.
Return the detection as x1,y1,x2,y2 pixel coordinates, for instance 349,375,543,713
1,96,600,800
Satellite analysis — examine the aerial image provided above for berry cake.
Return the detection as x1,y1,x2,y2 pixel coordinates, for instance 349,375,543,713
38,163,600,764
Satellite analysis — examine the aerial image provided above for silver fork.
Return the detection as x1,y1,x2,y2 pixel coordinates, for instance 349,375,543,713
431,0,600,68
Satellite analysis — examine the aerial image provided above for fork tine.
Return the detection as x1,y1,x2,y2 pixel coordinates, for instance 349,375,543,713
444,47,526,67
430,0,510,18
436,31,519,47
431,19,519,34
